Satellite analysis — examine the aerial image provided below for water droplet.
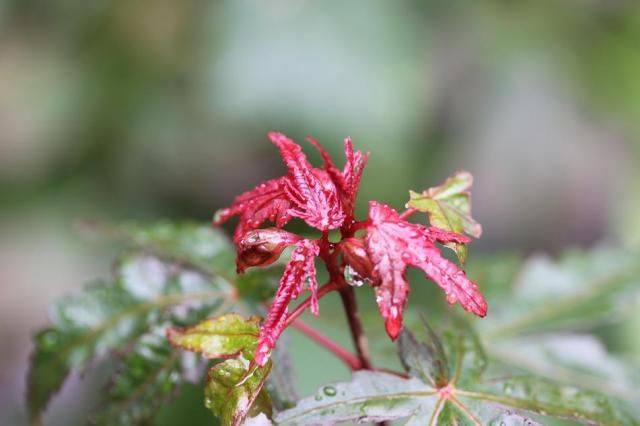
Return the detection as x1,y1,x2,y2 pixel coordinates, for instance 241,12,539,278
503,383,513,394
323,386,337,396
314,394,323,401
344,265,366,287
446,293,457,304
204,397,213,409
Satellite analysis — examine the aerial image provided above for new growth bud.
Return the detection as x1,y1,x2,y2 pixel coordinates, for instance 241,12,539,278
236,228,301,273
340,237,374,283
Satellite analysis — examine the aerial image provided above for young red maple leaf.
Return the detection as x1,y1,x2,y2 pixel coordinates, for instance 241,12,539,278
269,132,345,231
365,201,487,339
255,238,320,366
213,176,293,243
308,136,369,217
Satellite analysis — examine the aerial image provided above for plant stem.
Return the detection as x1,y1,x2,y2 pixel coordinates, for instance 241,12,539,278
399,207,418,220
284,280,342,329
339,285,373,370
291,320,362,370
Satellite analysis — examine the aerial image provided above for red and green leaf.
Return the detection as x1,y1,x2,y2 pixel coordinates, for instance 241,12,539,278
408,170,481,264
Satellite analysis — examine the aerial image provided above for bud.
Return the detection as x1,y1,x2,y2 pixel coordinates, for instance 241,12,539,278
340,237,374,283
236,228,301,273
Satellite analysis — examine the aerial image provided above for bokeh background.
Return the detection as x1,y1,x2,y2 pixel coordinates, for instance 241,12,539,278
2,1,640,424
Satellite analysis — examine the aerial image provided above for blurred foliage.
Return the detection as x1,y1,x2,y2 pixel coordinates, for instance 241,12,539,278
26,222,640,425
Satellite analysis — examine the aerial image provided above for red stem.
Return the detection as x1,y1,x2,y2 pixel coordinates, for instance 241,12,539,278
284,280,342,329
339,286,374,370
399,207,418,220
291,319,361,370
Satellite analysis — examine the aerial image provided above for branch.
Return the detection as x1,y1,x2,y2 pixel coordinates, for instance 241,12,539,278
284,280,342,329
291,320,361,370
339,286,373,370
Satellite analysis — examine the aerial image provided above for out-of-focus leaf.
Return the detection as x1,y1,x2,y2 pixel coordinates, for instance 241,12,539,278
92,326,203,425
398,323,449,387
275,371,439,425
488,333,640,404
166,313,261,359
278,321,638,425
27,250,234,422
407,171,481,264
440,321,487,388
120,221,238,279
456,375,638,426
483,247,640,337
205,359,273,426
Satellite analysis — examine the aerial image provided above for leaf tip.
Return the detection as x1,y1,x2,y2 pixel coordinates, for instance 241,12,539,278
385,318,403,340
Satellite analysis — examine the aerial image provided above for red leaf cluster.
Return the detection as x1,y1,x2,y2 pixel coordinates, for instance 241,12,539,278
213,131,487,366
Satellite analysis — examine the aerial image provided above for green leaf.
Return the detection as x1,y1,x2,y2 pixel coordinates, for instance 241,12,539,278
121,221,238,279
398,323,449,387
278,320,639,425
166,313,261,359
275,371,439,425
488,333,640,404
457,375,638,426
440,321,487,388
483,247,640,337
92,326,201,425
168,313,274,425
407,171,481,264
205,359,273,426
27,253,233,422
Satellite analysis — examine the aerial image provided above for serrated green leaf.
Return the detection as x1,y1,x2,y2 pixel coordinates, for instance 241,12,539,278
441,322,487,388
280,319,638,425
407,171,481,264
166,313,261,359
275,371,439,425
205,359,273,426
91,326,200,425
27,253,233,422
457,375,638,426
398,325,449,387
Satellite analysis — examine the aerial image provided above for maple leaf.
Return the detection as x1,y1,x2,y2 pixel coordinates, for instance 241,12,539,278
308,136,369,217
255,239,320,366
407,171,482,264
365,201,487,339
269,132,345,230
213,176,293,243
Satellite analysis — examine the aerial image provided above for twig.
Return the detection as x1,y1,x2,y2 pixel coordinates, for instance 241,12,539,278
339,286,373,370
291,320,361,370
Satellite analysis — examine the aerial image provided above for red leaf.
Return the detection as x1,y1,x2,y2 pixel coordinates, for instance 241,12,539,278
365,201,487,340
213,176,293,243
269,132,345,230
308,136,369,217
255,239,320,366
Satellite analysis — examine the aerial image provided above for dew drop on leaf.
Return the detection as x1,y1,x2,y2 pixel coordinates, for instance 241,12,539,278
323,386,337,396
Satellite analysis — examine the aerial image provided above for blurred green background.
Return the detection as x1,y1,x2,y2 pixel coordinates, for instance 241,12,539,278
2,1,640,424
